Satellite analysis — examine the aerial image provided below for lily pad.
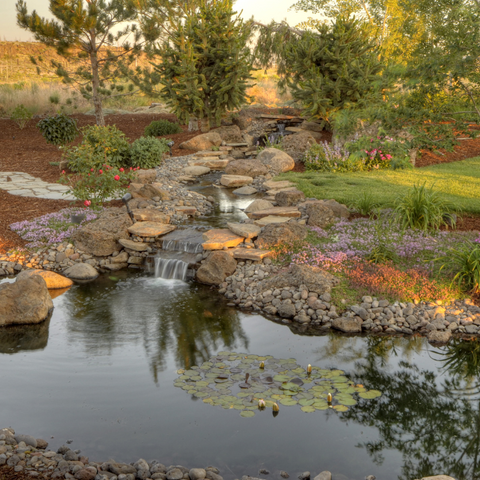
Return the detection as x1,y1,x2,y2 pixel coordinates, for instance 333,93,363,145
301,406,316,413
299,399,315,406
280,398,298,406
240,410,255,418
359,390,382,399
333,405,349,412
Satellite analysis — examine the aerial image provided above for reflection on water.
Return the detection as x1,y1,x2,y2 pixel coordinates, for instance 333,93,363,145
2,273,480,480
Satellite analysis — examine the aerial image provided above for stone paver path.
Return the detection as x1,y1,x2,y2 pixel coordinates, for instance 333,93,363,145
0,172,75,200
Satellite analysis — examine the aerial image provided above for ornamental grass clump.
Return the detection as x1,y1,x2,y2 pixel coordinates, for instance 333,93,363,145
130,136,170,169
394,183,456,231
303,142,353,172
144,119,182,137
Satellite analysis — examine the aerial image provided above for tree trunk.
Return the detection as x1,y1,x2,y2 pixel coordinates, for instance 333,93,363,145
188,117,199,132
200,116,210,133
90,52,105,127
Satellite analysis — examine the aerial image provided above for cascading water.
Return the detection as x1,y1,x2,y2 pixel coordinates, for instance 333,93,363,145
154,256,189,281
162,239,203,254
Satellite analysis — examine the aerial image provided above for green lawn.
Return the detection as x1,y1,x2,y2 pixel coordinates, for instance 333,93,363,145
280,157,480,214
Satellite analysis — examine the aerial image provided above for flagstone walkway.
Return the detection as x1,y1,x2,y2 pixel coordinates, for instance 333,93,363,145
0,172,75,200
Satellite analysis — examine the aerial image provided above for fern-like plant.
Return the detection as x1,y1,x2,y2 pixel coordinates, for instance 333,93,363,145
440,240,480,293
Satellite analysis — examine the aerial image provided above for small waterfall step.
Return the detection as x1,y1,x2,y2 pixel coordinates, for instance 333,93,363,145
161,229,205,254
154,256,190,281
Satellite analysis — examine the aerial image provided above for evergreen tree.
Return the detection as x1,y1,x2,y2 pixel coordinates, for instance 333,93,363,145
16,0,145,126
135,0,254,131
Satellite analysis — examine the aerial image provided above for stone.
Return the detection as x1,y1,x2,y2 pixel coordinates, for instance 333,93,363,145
167,469,184,480
213,125,244,143
278,301,296,318
179,132,222,152
112,251,129,264
17,270,73,289
63,263,99,281
130,183,170,201
233,186,257,196
175,206,197,215
188,158,230,170
184,166,211,176
306,203,336,228
189,469,206,480
254,216,291,227
75,468,97,480
202,229,245,250
260,264,338,295
313,474,330,480
332,318,362,333
245,199,274,213
132,169,157,184
282,132,316,162
230,248,273,261
248,207,301,220
14,434,37,448
0,275,53,327
197,251,237,284
263,180,294,190
118,238,149,252
220,175,254,188
227,223,261,239
301,121,324,133
127,222,176,237
133,210,171,223
36,438,49,449
275,189,305,206
419,477,455,480
322,199,350,219
257,148,295,173
71,210,132,256
255,222,308,249
427,330,452,344
109,464,136,476
225,159,268,177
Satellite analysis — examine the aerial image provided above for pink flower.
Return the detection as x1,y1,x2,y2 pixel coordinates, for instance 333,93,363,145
119,168,124,172
62,170,65,174
99,169,103,174
114,175,120,181
84,200,91,207
91,168,94,172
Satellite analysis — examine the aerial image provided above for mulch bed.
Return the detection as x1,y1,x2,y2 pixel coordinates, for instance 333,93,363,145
1,111,480,254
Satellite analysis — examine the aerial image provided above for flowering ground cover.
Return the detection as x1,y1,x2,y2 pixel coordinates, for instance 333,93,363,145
273,217,474,304
10,207,102,249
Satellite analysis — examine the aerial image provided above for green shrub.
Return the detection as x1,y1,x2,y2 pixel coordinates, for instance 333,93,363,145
37,114,78,146
144,119,182,137
130,137,170,169
10,104,32,130
303,142,358,172
348,191,379,215
394,183,456,231
440,240,480,293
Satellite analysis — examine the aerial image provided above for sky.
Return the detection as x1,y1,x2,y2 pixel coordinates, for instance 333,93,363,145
0,0,312,42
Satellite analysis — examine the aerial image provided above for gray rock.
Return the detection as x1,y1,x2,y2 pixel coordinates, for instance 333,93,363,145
184,166,211,176
427,330,452,344
245,199,274,213
0,454,6,466
306,202,336,228
280,473,289,479
134,460,150,472
189,469,206,480
197,251,237,285
167,470,184,480
351,306,368,320
15,434,37,448
332,317,362,333
151,465,167,475
63,263,99,281
275,190,306,206
36,438,49,449
298,473,310,480
278,301,296,318
233,186,258,196
227,223,261,239
314,472,331,480
225,159,268,178
257,148,295,173
64,450,79,461
255,222,308,249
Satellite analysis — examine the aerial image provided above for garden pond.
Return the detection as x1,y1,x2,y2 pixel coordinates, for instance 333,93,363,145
1,270,480,480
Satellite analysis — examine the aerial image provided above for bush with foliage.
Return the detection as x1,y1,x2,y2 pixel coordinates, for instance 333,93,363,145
59,165,137,208
130,137,170,169
144,120,182,137
66,125,130,172
10,104,32,129
394,183,456,231
303,142,356,172
37,114,78,146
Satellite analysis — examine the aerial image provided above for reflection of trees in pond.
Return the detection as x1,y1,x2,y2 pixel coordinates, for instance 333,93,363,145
63,275,248,383
322,335,480,480
0,317,51,354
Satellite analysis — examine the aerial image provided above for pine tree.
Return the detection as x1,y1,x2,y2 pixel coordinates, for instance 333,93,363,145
136,0,254,131
16,0,145,126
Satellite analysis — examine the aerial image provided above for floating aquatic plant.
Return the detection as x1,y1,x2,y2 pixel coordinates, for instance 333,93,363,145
174,352,381,418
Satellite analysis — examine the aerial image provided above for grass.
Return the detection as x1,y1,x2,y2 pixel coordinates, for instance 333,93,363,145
280,157,480,214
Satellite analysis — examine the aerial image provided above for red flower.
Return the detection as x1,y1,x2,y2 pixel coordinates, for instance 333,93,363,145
114,175,120,181
119,168,124,172
84,200,91,207
62,170,66,174
99,169,103,174
91,168,94,172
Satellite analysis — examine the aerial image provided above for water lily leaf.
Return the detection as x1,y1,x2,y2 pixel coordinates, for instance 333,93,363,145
239,383,251,389
290,377,304,386
237,392,252,398
280,398,297,406
203,398,214,404
233,404,245,410
359,390,382,399
230,368,242,374
314,404,328,410
196,381,209,387
273,375,290,382
194,392,209,398
299,399,315,406
292,367,306,374
271,394,285,400
240,410,255,418
331,376,348,383
333,405,348,412
177,369,185,375
301,406,316,413
214,378,229,383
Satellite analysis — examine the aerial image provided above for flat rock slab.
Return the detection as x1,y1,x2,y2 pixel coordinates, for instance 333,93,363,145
245,199,274,213
184,166,211,176
227,222,261,239
128,222,176,237
263,180,295,190
220,175,254,188
133,209,170,223
254,216,292,226
195,150,225,157
233,186,257,196
118,238,149,251
18,269,73,289
175,206,197,216
188,158,230,170
249,207,301,219
230,248,273,261
202,229,245,250
266,187,299,195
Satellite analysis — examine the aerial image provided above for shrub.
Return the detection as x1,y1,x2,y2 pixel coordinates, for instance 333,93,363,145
59,165,137,208
440,240,480,293
348,191,379,215
257,135,284,153
10,104,33,130
37,113,78,146
394,183,456,231
144,119,182,137
303,142,356,172
66,125,130,172
130,137,170,169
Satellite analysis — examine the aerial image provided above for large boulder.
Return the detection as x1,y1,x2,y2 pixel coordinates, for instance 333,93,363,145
225,159,268,177
130,183,170,200
179,132,222,152
232,109,257,130
196,251,237,285
275,189,306,206
332,318,362,333
245,199,274,213
184,166,211,176
132,169,157,184
255,221,307,249
322,199,350,219
0,275,54,327
257,148,295,173
227,222,261,239
213,125,244,143
17,269,73,289
306,203,336,228
259,264,339,295
282,132,316,162
71,209,132,256
63,263,99,281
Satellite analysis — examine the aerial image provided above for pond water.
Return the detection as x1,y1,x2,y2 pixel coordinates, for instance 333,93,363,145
1,270,480,480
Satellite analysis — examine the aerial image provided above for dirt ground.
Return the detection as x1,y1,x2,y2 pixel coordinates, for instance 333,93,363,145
1,112,480,253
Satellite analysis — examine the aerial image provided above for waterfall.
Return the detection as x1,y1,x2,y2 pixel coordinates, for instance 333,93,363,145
162,239,203,254
154,257,189,281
